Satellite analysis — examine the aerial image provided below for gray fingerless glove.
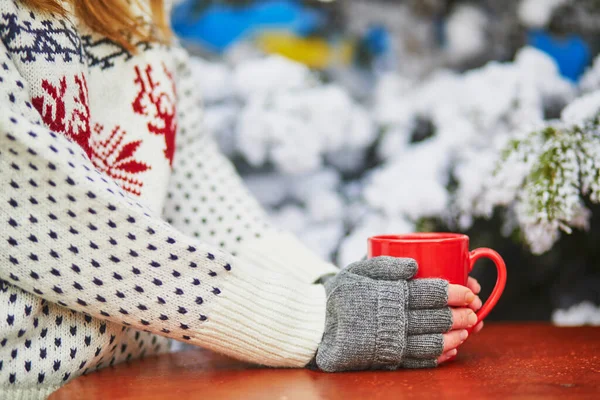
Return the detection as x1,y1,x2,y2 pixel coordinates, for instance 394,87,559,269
314,256,452,372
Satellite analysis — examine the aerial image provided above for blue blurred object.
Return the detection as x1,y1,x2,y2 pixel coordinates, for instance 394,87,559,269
528,30,591,82
363,25,390,57
171,0,326,53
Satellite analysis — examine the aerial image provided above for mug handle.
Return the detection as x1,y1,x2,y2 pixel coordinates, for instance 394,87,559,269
469,248,507,323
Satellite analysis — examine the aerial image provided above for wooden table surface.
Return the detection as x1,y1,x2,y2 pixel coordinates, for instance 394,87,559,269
50,323,600,400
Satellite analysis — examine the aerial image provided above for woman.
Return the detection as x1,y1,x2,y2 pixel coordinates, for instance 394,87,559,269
0,1,483,398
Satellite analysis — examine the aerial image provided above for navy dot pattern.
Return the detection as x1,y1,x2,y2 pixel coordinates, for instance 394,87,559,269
162,52,271,256
1,282,161,389
0,41,239,390
163,49,339,288
0,7,330,393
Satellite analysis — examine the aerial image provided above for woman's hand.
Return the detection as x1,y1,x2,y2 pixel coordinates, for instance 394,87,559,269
438,277,484,364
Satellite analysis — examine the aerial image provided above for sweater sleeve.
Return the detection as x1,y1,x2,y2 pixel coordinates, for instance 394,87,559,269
0,44,325,367
162,46,339,284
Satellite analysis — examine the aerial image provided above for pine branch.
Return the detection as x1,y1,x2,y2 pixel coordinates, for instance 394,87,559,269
497,112,600,253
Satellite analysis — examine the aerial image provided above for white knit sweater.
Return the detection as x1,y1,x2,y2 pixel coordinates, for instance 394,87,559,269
0,1,338,398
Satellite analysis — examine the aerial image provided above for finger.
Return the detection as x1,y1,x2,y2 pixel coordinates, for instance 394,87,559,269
442,329,468,352
408,279,448,309
448,284,476,306
467,277,481,294
451,308,477,330
408,309,453,334
345,256,417,280
472,321,484,334
468,295,482,311
405,333,444,359
437,349,458,364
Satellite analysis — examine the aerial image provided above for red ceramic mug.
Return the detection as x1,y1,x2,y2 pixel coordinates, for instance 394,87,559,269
368,233,507,323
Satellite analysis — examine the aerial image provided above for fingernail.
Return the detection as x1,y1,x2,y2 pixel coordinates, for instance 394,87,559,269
443,349,457,361
468,312,477,327
465,291,475,303
476,298,483,309
460,330,469,340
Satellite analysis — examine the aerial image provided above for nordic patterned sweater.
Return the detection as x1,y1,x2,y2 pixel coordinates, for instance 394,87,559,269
0,1,339,398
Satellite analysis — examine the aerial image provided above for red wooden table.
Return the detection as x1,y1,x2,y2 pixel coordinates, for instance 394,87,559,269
50,323,600,399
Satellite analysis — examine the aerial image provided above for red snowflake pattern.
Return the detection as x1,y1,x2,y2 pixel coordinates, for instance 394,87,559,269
89,124,151,196
132,62,177,165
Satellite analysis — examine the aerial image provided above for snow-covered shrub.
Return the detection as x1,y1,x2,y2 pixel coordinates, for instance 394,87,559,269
191,45,600,265
356,47,577,257
179,0,600,325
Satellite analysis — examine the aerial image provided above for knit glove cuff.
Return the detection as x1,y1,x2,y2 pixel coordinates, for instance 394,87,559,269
314,257,452,372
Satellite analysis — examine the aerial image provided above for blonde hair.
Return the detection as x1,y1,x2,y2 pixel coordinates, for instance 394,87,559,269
23,0,171,52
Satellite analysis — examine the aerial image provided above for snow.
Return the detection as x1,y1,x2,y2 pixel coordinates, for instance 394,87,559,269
518,0,568,28
191,38,600,315
337,213,414,267
579,55,600,93
172,0,600,326
219,56,378,175
233,56,315,98
367,47,575,249
445,5,488,63
561,90,600,126
365,141,451,220
189,57,234,103
552,301,600,326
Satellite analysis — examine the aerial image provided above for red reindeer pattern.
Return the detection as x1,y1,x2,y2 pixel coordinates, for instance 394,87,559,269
32,73,92,156
32,73,152,196
132,63,177,165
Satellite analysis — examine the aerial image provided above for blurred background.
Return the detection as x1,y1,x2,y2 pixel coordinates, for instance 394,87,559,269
170,0,600,325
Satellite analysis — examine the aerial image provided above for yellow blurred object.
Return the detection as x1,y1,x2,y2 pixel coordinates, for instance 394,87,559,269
256,31,354,69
